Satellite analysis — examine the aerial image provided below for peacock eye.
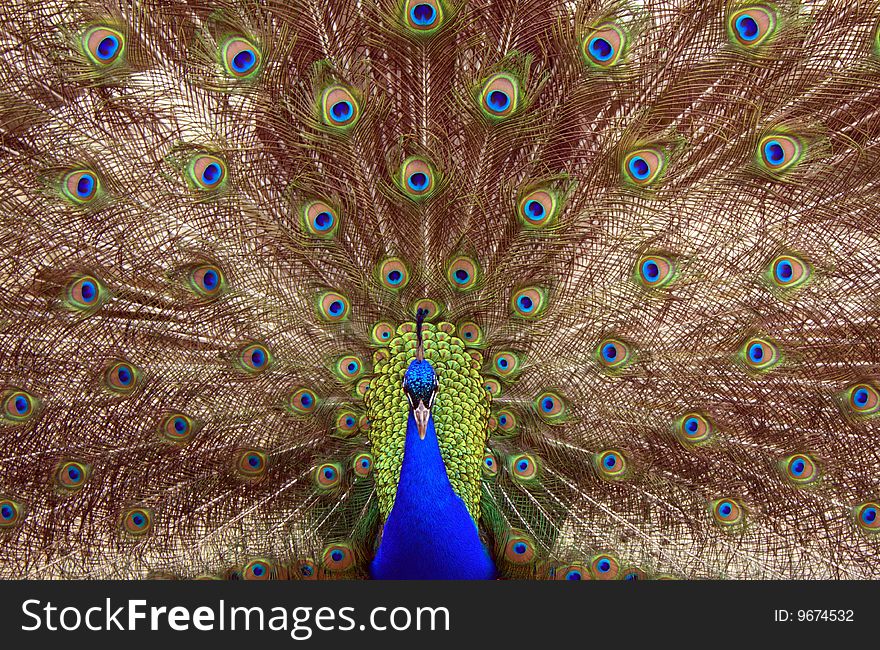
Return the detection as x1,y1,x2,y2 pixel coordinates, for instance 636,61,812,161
509,453,538,481
189,264,225,298
446,256,479,290
371,322,396,345
847,383,879,416
595,450,628,480
322,543,355,572
188,155,227,190
237,450,268,478
479,74,519,120
399,158,436,198
583,23,625,67
66,275,106,312
105,361,140,394
63,169,100,203
591,554,620,580
0,498,25,528
676,412,713,445
636,254,675,288
317,291,350,322
321,86,360,129
378,258,410,291
121,507,153,536
2,389,40,424
290,387,319,415
303,201,339,238
83,26,125,66
596,338,632,370
56,461,89,490
511,286,548,319
758,135,802,172
780,453,818,486
710,498,744,526
482,452,499,477
352,453,373,478
741,337,781,371
243,559,273,580
855,502,880,532
456,321,484,346
729,6,777,48
503,532,536,565
314,462,342,489
160,413,198,443
623,148,665,185
335,410,359,436
222,37,261,77
405,0,443,31
239,343,271,373
769,254,810,289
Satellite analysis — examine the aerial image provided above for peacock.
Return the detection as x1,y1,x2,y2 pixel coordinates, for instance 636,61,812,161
0,0,879,581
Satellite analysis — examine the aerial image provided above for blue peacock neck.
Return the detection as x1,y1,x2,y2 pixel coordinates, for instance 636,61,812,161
369,405,496,579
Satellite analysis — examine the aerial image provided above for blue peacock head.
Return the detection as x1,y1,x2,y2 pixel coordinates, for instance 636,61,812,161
402,308,438,439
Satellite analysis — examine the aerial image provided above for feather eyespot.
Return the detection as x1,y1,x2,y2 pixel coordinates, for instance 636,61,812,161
636,254,675,288
399,158,436,199
456,321,484,346
596,338,632,370
243,559,273,580
740,337,781,372
371,322,396,345
710,498,744,526
510,453,538,481
675,412,713,445
222,37,261,78
855,502,880,532
479,74,519,120
446,256,479,290
495,409,518,434
0,498,24,528
316,291,350,322
781,454,818,486
295,559,318,580
83,26,124,66
517,188,558,228
238,343,271,373
591,554,620,580
483,378,502,397
482,451,499,478
595,450,628,481
729,6,777,48
334,355,365,382
302,201,339,239
160,413,198,443
65,274,106,312
404,0,443,32
335,411,359,437
121,507,153,536
511,286,548,319
56,461,89,491
314,462,343,489
104,361,140,394
237,450,268,478
583,23,625,68
62,169,100,204
623,148,665,185
188,155,227,190
621,568,647,581
321,86,360,129
758,135,802,172
535,391,565,421
352,453,373,478
378,258,410,291
491,351,521,378
290,387,319,415
412,298,442,320
2,389,40,424
355,379,371,398
189,264,225,298
503,532,537,565
322,543,355,573
768,254,810,289
845,383,879,416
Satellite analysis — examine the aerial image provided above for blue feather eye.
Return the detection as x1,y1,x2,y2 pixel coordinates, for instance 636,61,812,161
636,254,675,288
740,337,782,372
516,188,559,229
623,148,665,186
446,256,479,290
729,6,777,48
780,454,819,486
314,462,343,489
353,452,373,478
160,413,198,443
510,453,539,482
491,351,522,379
238,343,271,373
710,498,744,526
675,412,713,445
188,264,226,298
596,338,632,371
121,507,153,536
222,37,261,78
479,74,519,120
2,389,40,424
0,498,24,528
534,390,565,422
83,26,125,66
595,450,628,481
621,568,647,581
503,531,537,565
63,169,100,203
378,258,410,291
556,564,590,581
316,291,350,322
456,321,484,346
583,23,625,68
405,0,442,31
56,461,89,491
65,274,106,312
335,410,359,436
303,201,340,239
237,449,268,478
322,543,355,573
855,502,880,532
493,408,518,434
188,155,227,190
334,354,365,382
243,559,273,580
768,254,810,289
370,322,396,345
399,158,436,199
104,361,141,394
321,86,360,129
482,451,499,478
511,286,548,319
290,387,319,415
591,554,620,580
758,135,802,172
842,383,879,417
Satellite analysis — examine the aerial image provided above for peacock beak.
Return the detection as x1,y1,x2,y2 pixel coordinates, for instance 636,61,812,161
413,401,430,440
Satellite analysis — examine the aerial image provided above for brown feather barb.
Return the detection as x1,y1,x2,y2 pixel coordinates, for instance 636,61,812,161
0,0,879,579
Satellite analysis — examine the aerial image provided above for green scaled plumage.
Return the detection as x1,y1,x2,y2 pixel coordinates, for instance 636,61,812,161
0,0,879,580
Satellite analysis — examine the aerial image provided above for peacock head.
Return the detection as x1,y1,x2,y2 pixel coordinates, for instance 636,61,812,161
402,308,438,440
